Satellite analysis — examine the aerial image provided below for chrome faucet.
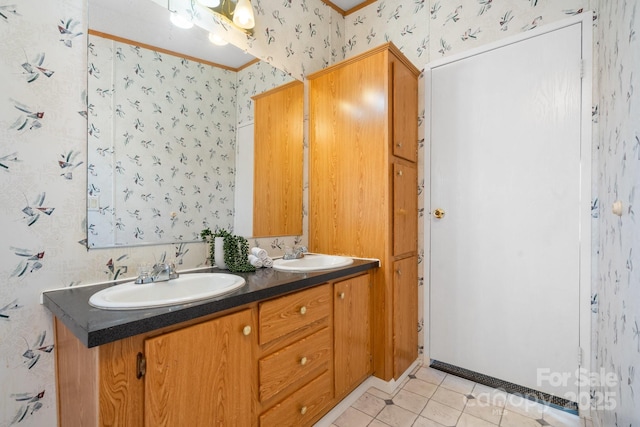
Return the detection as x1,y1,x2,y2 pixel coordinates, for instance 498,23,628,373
283,245,308,260
135,262,179,284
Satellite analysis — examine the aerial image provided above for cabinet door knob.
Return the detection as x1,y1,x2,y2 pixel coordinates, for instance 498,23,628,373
396,142,403,148
338,292,345,300
242,325,252,336
300,356,308,366
396,269,402,276
300,406,308,415
397,170,403,176
299,306,307,315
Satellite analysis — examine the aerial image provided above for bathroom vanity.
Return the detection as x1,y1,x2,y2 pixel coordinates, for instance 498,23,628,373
44,259,378,426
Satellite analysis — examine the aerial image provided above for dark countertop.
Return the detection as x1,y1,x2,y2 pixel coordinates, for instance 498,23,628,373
43,258,378,348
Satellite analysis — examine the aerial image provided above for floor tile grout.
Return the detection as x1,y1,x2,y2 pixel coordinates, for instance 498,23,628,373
333,365,585,427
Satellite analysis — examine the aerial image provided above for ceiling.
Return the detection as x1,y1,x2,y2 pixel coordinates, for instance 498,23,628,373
88,0,374,70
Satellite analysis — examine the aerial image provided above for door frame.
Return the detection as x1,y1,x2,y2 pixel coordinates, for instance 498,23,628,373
422,12,592,414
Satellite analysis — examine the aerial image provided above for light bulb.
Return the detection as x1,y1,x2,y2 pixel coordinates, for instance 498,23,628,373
233,0,255,29
199,0,220,6
170,12,194,29
208,32,229,46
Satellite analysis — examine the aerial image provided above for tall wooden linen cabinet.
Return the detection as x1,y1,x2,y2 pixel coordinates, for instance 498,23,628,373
308,43,419,381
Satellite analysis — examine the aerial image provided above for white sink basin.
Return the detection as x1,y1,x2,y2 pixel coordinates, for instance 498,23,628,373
89,273,246,310
272,254,354,272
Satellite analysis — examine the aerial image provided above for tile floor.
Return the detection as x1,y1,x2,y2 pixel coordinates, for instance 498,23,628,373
330,366,593,427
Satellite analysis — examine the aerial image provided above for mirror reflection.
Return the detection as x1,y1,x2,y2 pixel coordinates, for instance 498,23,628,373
86,0,297,248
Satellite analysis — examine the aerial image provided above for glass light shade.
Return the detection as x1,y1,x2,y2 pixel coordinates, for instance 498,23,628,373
199,0,221,6
170,12,194,29
232,0,255,29
208,32,229,46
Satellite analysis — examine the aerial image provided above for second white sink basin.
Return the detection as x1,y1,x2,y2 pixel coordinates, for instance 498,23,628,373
272,254,354,272
89,273,246,310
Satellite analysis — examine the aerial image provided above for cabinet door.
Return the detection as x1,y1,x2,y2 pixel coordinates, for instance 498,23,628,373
144,309,254,427
393,256,418,378
393,162,418,257
334,274,371,397
253,81,304,237
391,59,418,162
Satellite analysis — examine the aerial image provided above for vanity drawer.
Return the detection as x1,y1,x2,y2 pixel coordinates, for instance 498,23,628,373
259,327,331,402
259,371,333,427
259,284,331,345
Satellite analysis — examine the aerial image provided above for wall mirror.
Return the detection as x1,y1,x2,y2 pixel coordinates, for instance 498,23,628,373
86,0,300,248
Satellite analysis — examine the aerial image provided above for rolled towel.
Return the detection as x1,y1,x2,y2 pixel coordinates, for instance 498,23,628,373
251,247,268,260
262,257,273,268
248,254,263,268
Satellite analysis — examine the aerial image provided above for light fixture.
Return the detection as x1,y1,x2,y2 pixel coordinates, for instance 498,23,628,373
170,11,194,29
199,0,255,35
208,32,229,46
232,0,255,30
169,0,194,29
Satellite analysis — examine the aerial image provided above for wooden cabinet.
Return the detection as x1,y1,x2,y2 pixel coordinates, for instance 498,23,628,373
308,43,420,380
53,275,374,426
334,274,372,398
54,308,256,427
252,81,304,237
257,284,333,427
144,309,254,427
393,256,419,377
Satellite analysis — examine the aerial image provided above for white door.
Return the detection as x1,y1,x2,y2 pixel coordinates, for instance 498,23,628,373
429,21,588,399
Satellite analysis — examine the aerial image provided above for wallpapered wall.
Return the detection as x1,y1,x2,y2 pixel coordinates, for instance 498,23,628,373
1,0,639,425
593,1,640,426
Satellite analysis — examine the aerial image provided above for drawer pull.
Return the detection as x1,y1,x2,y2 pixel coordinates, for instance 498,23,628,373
299,306,307,315
300,356,308,366
242,325,252,336
338,292,345,300
300,406,308,415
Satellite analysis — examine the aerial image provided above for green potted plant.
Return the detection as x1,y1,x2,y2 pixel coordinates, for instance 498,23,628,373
201,228,256,273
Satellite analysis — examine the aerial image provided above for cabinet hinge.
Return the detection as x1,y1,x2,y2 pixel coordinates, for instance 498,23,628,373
137,352,146,379
580,59,584,79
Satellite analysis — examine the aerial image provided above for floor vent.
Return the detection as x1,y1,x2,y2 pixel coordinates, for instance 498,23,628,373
429,360,579,415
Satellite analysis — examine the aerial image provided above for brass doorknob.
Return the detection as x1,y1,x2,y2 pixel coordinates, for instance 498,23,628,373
434,208,445,219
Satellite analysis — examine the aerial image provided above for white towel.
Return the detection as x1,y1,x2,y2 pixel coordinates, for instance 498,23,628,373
251,247,268,260
248,254,263,268
262,257,273,268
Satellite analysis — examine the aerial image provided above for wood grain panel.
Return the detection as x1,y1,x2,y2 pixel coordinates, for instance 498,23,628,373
253,81,304,237
54,318,100,427
144,309,254,427
98,334,145,426
393,256,419,377
259,371,333,427
391,59,419,162
258,284,331,345
308,49,390,259
393,162,418,256
259,327,330,402
334,274,372,398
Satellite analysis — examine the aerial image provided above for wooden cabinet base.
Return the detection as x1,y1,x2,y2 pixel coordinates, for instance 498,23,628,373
259,372,333,427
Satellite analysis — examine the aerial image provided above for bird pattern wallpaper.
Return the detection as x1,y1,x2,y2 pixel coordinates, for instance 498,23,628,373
0,0,639,425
